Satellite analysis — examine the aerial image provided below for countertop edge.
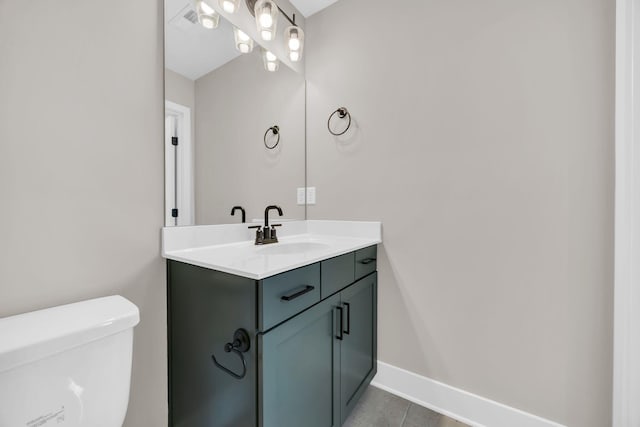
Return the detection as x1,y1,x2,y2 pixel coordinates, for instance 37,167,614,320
165,239,381,280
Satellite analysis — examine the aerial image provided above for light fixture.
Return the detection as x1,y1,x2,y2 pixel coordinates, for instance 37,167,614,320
285,26,304,62
233,27,254,54
262,49,279,72
254,0,278,41
196,0,219,29
219,0,240,13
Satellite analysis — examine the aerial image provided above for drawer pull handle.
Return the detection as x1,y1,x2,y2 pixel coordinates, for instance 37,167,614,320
336,306,344,340
359,258,376,265
281,285,315,301
343,302,350,335
211,328,250,380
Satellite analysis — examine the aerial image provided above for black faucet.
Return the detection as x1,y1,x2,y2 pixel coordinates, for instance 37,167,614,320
264,205,283,228
231,206,246,223
249,205,283,245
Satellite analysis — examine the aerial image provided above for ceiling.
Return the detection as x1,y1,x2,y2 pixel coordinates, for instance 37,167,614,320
165,0,340,81
289,0,339,17
165,0,241,80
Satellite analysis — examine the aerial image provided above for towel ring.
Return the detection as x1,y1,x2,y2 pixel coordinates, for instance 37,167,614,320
264,125,280,149
211,328,251,380
327,107,351,136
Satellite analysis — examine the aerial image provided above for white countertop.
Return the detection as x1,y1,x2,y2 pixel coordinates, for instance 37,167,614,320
162,220,381,279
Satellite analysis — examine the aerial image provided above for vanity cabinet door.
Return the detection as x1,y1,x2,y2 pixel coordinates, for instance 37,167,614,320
259,294,341,427
339,273,378,424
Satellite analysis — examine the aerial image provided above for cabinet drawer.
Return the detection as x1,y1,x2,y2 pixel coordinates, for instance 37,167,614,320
355,246,377,280
321,252,355,298
260,263,321,331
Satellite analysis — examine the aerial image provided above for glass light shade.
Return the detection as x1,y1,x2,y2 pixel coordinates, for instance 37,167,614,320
262,50,279,72
233,27,254,54
219,0,239,13
198,12,219,29
266,61,279,72
196,0,215,14
196,1,219,29
285,25,304,62
254,0,278,41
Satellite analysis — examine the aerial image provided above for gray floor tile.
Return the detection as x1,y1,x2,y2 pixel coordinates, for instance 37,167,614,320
401,403,441,427
343,386,470,427
438,418,470,427
343,386,410,427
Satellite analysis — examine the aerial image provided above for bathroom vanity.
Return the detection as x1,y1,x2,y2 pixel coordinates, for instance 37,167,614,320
162,0,378,424
164,221,380,427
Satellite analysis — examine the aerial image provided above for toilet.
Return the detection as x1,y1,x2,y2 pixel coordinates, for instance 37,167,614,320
0,295,140,427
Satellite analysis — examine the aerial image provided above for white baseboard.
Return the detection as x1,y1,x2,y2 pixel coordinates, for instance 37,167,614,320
370,361,566,427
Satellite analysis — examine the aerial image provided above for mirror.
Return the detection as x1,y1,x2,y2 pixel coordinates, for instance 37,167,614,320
164,0,306,226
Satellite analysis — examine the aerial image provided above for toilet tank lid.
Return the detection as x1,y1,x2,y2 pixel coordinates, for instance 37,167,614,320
0,295,140,373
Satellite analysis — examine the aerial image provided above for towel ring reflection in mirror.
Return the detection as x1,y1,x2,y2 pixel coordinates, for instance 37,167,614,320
327,107,351,136
264,125,280,149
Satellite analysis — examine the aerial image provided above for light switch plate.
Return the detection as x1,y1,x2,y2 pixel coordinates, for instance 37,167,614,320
297,188,305,205
306,187,316,205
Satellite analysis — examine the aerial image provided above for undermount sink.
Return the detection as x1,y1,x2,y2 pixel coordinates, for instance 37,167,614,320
257,241,330,255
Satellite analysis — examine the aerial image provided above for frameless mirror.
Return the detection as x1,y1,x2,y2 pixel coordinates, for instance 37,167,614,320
164,0,306,226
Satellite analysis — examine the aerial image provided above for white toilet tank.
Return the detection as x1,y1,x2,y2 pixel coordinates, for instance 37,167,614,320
0,295,140,427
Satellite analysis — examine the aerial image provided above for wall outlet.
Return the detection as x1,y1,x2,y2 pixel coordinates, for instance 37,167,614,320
297,188,306,205
306,187,316,205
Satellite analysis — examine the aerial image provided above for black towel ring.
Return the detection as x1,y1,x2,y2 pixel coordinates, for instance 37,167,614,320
264,125,280,149
327,107,351,136
211,328,251,380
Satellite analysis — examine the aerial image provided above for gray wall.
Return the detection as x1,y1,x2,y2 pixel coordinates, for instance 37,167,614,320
166,68,195,112
0,1,166,426
305,0,614,425
194,52,306,224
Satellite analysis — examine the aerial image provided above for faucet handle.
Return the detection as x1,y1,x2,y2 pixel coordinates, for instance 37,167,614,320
270,224,282,240
248,225,264,245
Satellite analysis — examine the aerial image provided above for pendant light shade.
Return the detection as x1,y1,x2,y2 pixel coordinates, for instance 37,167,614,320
219,0,240,13
262,49,279,72
285,26,304,62
234,27,254,54
254,0,278,41
196,0,219,29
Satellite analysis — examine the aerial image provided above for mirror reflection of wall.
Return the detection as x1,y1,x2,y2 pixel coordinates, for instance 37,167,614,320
164,0,306,226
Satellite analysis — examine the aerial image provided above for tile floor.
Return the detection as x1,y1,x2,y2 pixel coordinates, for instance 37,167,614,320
343,386,470,427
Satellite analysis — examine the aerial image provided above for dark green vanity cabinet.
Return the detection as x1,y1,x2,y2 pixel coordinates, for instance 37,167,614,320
338,273,377,424
260,293,341,427
167,246,378,427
